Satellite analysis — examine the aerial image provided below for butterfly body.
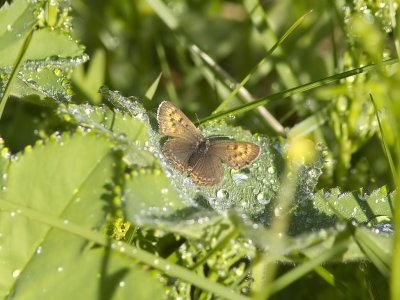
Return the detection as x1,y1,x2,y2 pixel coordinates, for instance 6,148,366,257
157,101,260,186
187,138,210,169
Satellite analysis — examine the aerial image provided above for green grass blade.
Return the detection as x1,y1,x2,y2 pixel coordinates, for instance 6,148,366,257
392,176,400,300
354,227,391,277
287,105,331,138
370,94,397,181
146,0,178,29
188,45,285,134
155,41,179,103
199,58,398,123
243,0,305,99
215,10,312,113
147,0,285,132
144,72,162,101
268,239,350,296
0,27,35,118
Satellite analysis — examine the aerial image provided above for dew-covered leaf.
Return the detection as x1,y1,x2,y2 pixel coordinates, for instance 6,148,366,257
0,0,37,68
284,185,394,264
0,0,88,104
0,4,85,68
124,169,187,223
24,28,84,61
59,88,393,265
59,103,154,167
96,88,283,222
92,88,328,229
13,67,73,104
286,225,365,261
289,186,393,236
312,187,393,224
0,132,165,299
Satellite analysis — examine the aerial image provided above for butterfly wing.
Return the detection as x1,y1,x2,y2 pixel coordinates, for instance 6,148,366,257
208,140,260,170
162,138,197,172
189,153,224,186
157,101,202,142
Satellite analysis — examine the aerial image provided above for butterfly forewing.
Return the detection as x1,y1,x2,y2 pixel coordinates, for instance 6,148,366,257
189,153,223,186
209,140,260,170
157,101,202,142
162,138,197,172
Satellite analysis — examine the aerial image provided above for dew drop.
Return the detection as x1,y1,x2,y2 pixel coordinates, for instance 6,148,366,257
216,189,229,199
274,206,283,217
232,172,248,184
351,207,358,218
53,68,62,77
256,192,270,205
12,269,21,278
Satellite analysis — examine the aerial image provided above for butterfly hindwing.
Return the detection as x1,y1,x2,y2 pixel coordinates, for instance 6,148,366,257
189,153,223,186
208,140,260,170
162,138,197,172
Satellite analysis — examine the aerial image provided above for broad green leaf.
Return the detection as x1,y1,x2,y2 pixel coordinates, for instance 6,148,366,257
0,132,165,299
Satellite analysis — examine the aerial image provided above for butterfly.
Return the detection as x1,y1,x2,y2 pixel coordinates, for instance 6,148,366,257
157,101,260,186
